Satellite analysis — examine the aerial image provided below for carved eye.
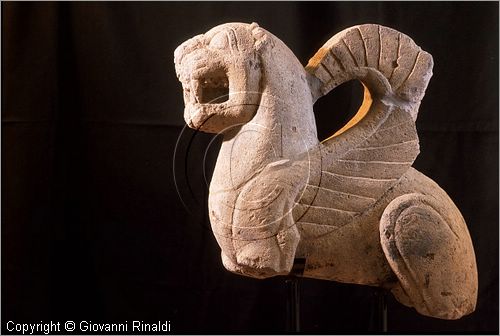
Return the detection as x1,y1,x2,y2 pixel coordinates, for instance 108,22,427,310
208,32,229,50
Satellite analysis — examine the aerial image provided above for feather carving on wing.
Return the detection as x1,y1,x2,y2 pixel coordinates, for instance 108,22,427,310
295,24,433,236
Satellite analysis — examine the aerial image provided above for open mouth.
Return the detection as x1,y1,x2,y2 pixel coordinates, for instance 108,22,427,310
195,69,229,104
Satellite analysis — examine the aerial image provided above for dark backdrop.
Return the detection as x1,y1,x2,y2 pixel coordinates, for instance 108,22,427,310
2,2,498,334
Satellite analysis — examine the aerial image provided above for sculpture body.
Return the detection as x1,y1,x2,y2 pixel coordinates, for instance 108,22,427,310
174,22,478,320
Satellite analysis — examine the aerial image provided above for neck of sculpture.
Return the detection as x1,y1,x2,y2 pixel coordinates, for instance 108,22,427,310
211,56,319,192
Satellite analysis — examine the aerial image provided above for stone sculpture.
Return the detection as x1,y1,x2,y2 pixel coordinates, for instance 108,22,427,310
174,22,478,320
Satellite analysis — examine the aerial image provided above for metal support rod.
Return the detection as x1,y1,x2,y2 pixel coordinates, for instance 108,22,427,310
285,277,300,332
371,288,388,332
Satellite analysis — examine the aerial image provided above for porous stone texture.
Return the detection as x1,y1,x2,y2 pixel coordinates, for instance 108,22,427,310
174,23,478,320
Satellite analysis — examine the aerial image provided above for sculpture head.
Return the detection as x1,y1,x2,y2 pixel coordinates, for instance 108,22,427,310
174,22,271,134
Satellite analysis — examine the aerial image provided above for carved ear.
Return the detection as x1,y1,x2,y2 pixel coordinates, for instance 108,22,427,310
306,24,433,120
251,25,274,52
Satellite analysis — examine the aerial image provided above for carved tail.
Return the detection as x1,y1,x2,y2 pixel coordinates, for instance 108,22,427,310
305,24,433,121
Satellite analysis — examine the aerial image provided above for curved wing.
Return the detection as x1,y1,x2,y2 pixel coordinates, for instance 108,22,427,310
295,24,433,234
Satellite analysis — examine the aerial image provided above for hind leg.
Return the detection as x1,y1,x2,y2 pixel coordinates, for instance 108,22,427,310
379,193,477,319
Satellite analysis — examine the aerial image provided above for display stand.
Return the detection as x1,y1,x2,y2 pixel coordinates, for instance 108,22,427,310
370,287,388,332
285,277,300,332
286,258,305,332
286,258,388,333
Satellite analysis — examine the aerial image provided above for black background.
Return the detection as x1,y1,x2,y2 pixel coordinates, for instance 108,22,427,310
2,2,498,334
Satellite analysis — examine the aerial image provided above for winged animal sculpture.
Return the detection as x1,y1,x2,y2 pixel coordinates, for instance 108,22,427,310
174,22,478,320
